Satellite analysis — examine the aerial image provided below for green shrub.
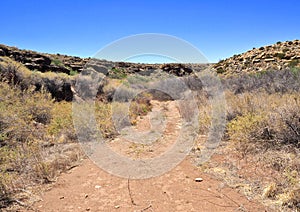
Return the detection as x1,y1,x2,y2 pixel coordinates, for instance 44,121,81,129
109,67,127,79
69,69,78,76
216,67,225,74
51,58,63,66
274,52,285,59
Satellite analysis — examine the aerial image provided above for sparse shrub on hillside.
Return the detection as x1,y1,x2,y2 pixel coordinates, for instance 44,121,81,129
0,57,74,101
289,59,300,68
69,69,78,76
274,52,285,59
109,67,127,79
223,69,300,94
216,67,225,74
51,58,64,67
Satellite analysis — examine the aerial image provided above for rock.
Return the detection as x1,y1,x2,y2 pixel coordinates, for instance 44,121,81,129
0,49,5,56
292,55,300,60
24,62,40,70
195,177,203,182
264,58,276,62
69,64,83,71
95,185,101,189
32,57,51,65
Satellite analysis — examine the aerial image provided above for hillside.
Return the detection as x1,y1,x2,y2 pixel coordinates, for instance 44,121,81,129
0,44,207,77
2,40,300,78
214,40,300,75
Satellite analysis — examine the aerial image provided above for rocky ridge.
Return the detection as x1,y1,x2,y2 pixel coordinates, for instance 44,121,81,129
2,40,300,78
0,44,89,74
0,44,206,77
213,40,300,75
0,44,208,102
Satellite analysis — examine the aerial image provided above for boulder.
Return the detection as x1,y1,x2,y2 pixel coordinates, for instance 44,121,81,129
0,49,6,56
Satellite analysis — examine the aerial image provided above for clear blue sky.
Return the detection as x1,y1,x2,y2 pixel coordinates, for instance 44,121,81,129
1,0,300,62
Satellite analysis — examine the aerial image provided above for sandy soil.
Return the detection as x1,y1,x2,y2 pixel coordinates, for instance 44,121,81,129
32,100,270,212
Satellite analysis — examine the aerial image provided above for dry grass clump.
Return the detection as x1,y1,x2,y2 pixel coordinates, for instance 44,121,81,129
95,101,117,138
47,101,75,141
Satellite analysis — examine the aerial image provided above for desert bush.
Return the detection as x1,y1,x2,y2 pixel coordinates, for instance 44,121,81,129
95,101,116,138
50,58,63,67
289,59,300,68
0,83,52,146
69,69,78,76
0,80,84,210
109,67,127,79
223,69,300,94
227,91,300,149
274,52,286,59
225,90,300,210
47,101,75,141
129,92,153,124
196,90,212,134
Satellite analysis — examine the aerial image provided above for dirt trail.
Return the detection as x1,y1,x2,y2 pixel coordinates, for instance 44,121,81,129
33,101,269,211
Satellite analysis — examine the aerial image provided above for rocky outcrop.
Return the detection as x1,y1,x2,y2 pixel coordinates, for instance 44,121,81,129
85,60,201,77
214,40,300,75
0,44,209,77
0,44,88,74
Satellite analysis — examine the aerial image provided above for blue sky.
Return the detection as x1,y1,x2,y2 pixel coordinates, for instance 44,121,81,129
1,0,300,62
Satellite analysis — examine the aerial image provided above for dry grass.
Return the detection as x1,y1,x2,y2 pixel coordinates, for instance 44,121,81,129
0,80,84,210
196,68,300,210
0,58,84,210
224,87,299,210
226,91,300,150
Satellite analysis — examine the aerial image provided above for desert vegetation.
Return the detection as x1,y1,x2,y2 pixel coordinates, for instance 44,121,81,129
0,41,300,211
196,67,300,211
0,58,115,210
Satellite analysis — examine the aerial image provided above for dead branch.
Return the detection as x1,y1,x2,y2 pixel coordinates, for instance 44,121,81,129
140,204,152,212
127,177,137,205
